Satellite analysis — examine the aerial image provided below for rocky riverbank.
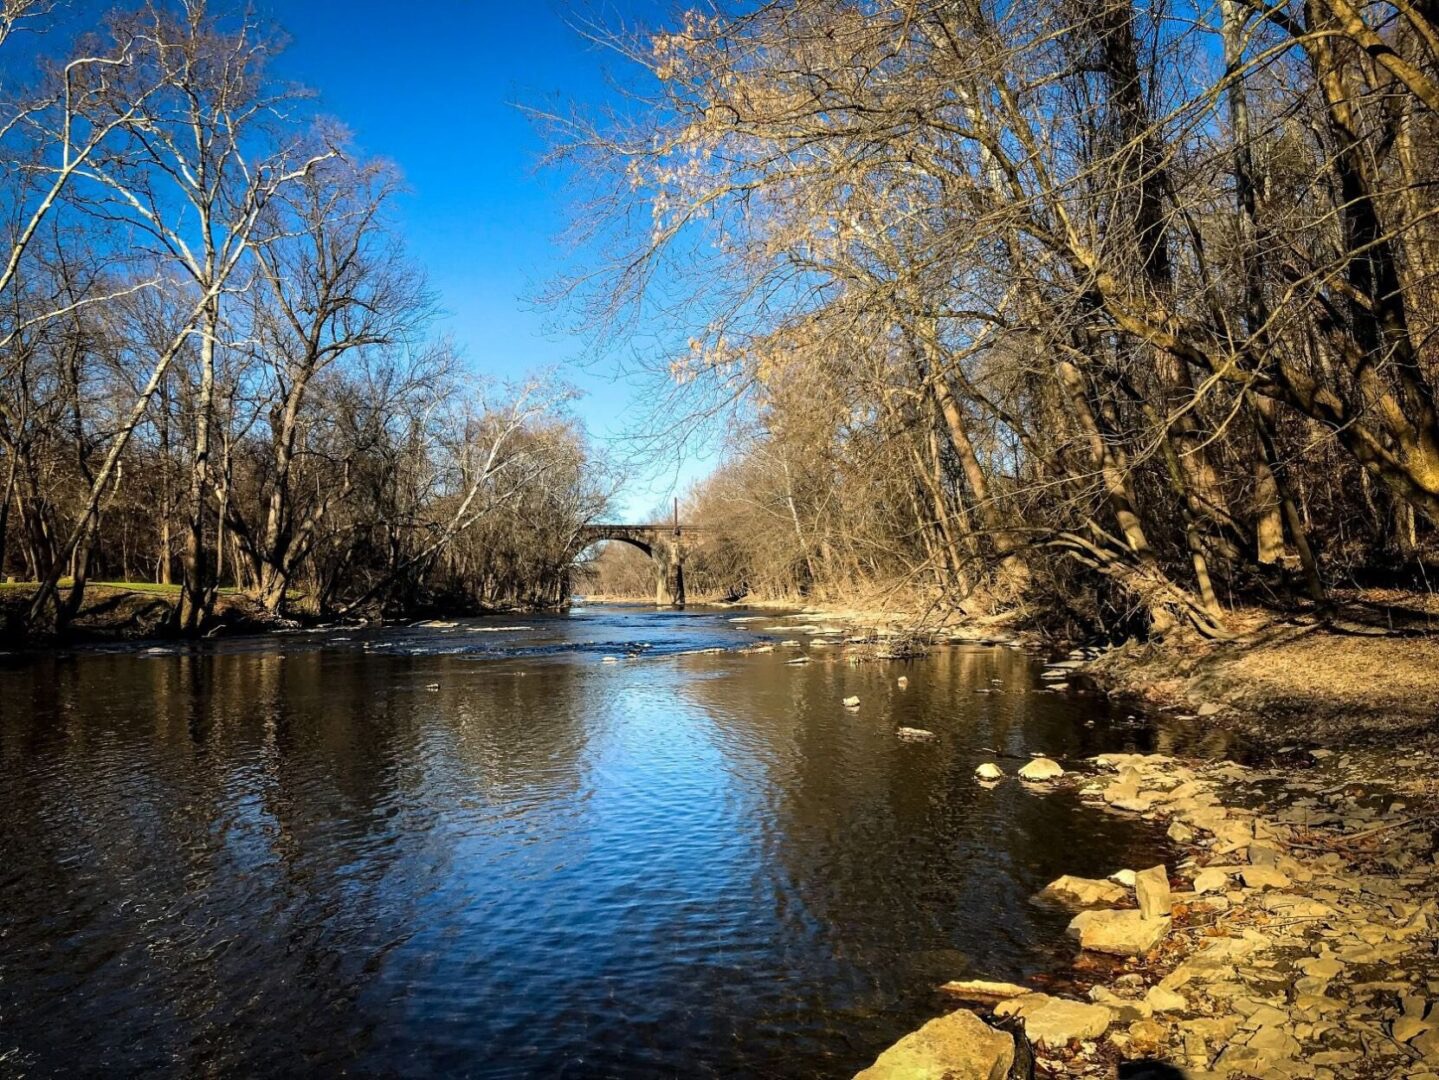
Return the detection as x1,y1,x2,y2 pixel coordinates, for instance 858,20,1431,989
855,744,1439,1079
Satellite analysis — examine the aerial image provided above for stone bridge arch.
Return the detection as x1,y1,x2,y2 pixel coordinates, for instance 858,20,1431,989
580,523,702,608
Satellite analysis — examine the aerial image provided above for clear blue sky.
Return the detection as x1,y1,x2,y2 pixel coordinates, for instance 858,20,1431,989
265,0,718,518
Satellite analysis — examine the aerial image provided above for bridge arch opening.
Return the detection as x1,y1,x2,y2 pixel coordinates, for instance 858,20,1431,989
576,526,690,608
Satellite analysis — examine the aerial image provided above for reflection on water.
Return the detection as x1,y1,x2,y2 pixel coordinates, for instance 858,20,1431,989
2,607,1182,1078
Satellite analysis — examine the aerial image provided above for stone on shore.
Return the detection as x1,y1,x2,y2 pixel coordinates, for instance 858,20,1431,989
1034,874,1129,909
1068,909,1170,956
853,1007,1014,1080
974,762,1004,781
1144,986,1187,1013
1134,864,1171,919
1240,865,1292,890
1192,867,1230,894
994,992,1111,1048
1018,756,1064,782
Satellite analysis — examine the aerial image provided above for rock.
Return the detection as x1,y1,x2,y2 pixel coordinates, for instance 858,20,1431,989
994,993,1111,1048
1167,819,1195,843
1089,986,1151,1021
853,1007,1014,1079
1413,1025,1439,1059
1240,865,1292,890
1395,1014,1433,1043
1244,1022,1301,1061
1109,868,1137,887
1135,865,1172,919
1213,1044,1265,1075
896,676,909,689
937,979,1031,1003
843,696,861,708
1193,867,1230,894
974,762,1004,781
897,727,935,741
1212,820,1255,851
1197,702,1222,717
1018,756,1064,782
1103,780,1141,805
1034,875,1129,909
1068,909,1170,956
1145,986,1187,1013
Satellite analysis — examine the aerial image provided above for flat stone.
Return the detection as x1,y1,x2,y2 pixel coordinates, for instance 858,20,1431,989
1240,865,1292,890
1167,819,1196,843
1415,1025,1439,1058
1034,874,1129,909
1145,986,1187,1013
1243,1005,1290,1029
937,979,1030,1003
1017,756,1063,782
1245,1022,1301,1059
1213,1043,1264,1075
1068,909,1170,957
854,1007,1014,1079
1395,1015,1433,1043
1194,867,1230,894
1135,864,1172,919
994,993,1111,1048
1110,795,1156,812
1089,986,1151,1021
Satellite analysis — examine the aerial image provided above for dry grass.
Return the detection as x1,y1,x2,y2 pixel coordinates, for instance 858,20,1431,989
1092,591,1439,747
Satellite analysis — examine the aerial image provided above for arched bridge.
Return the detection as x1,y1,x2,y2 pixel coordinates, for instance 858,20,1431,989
580,523,706,607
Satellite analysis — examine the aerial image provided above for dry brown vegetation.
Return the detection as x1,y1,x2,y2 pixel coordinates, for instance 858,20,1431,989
548,0,1439,650
0,2,609,639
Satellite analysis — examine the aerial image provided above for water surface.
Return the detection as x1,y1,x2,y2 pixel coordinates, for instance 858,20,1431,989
1,606,1174,1077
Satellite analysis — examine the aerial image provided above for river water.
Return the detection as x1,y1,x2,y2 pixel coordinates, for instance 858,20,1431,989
0,606,1183,1078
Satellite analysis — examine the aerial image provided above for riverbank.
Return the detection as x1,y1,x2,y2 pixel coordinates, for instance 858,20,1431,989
857,742,1439,1079
748,594,1439,1077
1083,615,1439,749
0,581,284,643
0,580,562,646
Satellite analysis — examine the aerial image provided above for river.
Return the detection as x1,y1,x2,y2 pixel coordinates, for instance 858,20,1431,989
0,605,1185,1078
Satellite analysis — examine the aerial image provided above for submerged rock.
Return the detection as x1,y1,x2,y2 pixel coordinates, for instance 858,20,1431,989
842,695,861,708
897,727,936,741
1018,756,1064,782
853,1007,1014,1079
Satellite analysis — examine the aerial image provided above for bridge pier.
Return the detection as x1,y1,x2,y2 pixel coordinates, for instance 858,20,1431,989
653,536,686,609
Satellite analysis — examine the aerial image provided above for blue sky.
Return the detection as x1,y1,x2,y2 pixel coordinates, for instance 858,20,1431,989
265,0,719,518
